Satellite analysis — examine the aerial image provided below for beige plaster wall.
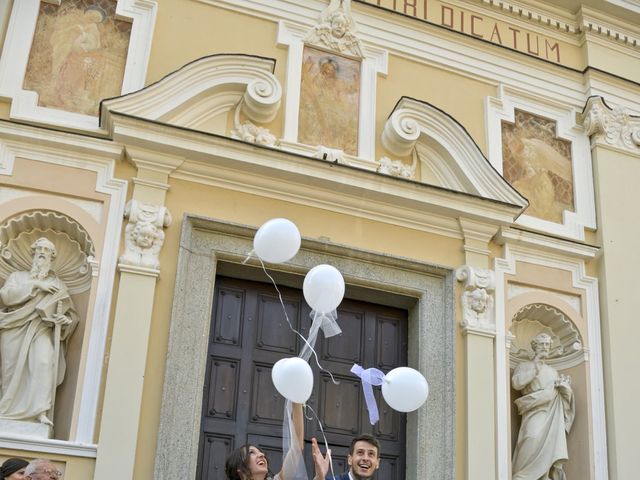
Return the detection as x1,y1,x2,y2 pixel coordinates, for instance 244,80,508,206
591,146,640,480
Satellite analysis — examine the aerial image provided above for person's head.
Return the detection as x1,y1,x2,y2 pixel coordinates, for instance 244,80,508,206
1,457,29,480
23,459,61,480
225,444,270,480
531,332,552,358
30,238,56,279
348,434,380,479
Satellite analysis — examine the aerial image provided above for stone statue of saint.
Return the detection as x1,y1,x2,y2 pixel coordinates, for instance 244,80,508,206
512,332,575,479
0,237,77,427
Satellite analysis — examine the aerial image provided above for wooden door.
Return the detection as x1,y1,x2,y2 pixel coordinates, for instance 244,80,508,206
196,277,407,479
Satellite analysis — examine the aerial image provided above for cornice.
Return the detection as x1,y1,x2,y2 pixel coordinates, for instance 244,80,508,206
107,112,523,237
580,96,640,155
495,226,600,259
471,0,640,49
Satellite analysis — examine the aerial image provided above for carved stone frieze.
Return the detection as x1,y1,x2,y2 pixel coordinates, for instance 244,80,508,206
119,200,172,271
305,0,363,57
455,265,496,335
581,96,640,153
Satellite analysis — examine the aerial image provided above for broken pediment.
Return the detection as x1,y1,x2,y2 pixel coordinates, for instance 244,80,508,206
100,54,282,139
382,96,527,208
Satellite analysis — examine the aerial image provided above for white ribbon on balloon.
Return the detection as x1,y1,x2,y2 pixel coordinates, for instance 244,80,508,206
350,364,386,425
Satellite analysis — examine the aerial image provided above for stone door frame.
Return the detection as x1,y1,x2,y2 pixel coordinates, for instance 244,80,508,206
154,214,456,480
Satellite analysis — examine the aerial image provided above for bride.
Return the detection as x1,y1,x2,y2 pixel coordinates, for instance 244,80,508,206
224,403,331,480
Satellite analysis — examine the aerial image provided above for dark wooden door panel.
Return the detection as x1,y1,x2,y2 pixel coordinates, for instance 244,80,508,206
197,277,407,480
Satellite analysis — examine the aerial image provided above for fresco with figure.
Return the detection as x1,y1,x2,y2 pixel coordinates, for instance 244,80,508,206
501,110,574,223
22,0,132,116
299,46,361,155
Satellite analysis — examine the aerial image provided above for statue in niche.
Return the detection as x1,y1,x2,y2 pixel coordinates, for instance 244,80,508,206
512,332,575,480
0,238,77,427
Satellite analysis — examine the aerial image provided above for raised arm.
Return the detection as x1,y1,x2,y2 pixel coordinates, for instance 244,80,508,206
277,402,305,480
312,437,331,480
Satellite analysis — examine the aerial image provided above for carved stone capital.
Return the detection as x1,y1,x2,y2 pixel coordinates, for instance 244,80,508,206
455,265,496,336
305,0,363,57
119,200,172,272
581,96,640,153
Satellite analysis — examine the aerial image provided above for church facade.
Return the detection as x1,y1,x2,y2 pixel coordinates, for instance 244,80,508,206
0,0,638,478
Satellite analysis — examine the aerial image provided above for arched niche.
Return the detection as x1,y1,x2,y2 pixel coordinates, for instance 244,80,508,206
0,210,95,441
508,301,591,480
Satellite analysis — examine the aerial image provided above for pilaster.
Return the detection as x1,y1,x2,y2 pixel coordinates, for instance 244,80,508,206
579,96,639,479
94,147,178,480
456,218,499,480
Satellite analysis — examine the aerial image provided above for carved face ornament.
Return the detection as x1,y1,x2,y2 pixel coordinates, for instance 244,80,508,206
330,12,348,38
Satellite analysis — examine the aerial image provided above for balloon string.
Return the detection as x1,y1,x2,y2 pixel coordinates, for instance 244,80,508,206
242,249,255,264
257,257,338,385
304,403,337,480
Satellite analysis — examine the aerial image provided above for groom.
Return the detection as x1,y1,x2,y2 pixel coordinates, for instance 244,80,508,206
313,434,381,480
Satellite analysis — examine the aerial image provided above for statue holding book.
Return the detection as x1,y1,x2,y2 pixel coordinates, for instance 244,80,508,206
0,237,77,428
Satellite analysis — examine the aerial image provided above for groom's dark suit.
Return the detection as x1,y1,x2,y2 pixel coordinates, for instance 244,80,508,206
328,474,350,480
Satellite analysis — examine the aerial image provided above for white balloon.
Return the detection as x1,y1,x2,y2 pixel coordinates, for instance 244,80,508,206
381,367,429,412
271,357,313,404
303,264,345,313
253,218,301,263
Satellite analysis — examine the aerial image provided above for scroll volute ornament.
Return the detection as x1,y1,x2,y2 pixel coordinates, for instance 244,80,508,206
581,96,640,152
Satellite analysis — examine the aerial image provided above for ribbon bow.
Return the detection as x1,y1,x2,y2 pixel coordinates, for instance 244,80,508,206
351,364,386,424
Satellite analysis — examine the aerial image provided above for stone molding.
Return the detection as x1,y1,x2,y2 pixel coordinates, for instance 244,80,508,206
456,265,496,336
382,97,528,207
486,86,597,241
102,54,281,133
118,200,172,272
581,96,640,154
0,0,158,131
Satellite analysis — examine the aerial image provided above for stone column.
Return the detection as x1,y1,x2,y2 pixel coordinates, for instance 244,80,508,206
94,148,181,480
456,218,498,480
580,97,640,480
